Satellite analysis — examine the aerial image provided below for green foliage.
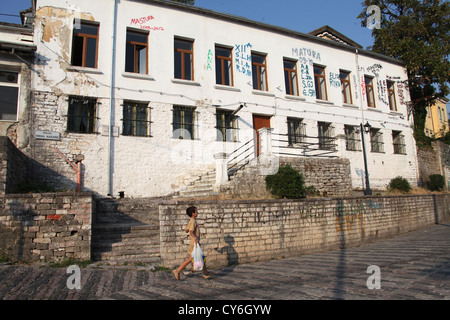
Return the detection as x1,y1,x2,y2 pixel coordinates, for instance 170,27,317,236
358,1,450,147
427,174,445,191
387,176,412,193
265,164,306,199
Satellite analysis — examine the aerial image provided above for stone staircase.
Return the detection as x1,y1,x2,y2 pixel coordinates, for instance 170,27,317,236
91,198,163,266
174,170,218,199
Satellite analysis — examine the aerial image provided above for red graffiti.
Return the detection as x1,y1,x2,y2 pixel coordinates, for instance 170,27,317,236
46,214,62,220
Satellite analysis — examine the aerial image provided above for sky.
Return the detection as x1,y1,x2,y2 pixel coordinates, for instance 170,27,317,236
1,0,448,108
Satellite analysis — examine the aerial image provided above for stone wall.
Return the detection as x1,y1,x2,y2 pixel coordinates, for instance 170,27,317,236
0,136,29,195
0,192,93,263
221,156,353,199
159,194,450,268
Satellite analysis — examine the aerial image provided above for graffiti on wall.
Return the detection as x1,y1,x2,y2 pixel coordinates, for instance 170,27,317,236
329,72,341,88
292,48,321,65
235,43,252,76
301,64,315,97
130,15,165,31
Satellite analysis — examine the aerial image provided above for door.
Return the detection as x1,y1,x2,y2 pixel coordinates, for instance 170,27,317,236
253,114,271,156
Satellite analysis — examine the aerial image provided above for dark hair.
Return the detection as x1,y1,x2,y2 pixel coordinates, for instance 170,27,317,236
186,206,197,217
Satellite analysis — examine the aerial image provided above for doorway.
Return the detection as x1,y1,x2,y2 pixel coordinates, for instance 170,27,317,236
252,114,271,156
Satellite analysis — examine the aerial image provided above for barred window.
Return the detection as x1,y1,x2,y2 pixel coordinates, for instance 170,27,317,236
67,96,97,134
392,131,406,154
344,125,361,151
122,101,151,137
370,128,384,153
173,106,198,140
287,117,305,145
318,122,334,150
216,110,238,142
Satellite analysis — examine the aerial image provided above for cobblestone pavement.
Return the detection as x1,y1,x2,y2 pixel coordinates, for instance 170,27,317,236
0,223,449,301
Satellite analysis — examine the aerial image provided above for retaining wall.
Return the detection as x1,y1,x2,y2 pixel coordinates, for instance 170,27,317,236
159,194,450,268
0,192,94,263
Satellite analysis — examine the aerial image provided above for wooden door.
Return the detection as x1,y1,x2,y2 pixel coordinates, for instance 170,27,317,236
253,114,271,156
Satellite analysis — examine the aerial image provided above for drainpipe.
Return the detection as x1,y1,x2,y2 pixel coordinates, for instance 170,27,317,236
108,0,119,197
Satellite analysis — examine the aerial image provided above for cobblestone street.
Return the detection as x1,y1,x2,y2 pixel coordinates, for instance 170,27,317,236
0,223,449,301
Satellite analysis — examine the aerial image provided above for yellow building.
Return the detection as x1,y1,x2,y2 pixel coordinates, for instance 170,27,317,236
425,98,449,138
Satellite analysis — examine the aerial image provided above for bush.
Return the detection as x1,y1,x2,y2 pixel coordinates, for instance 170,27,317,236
265,164,305,199
427,174,445,191
387,176,411,193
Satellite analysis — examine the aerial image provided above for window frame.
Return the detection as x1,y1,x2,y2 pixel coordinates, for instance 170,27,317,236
125,29,149,74
370,128,384,153
122,100,152,137
0,70,20,121
340,70,353,104
387,80,397,111
318,121,334,150
216,109,239,142
172,105,198,140
344,125,361,151
287,117,305,146
67,96,98,134
174,38,194,81
314,65,328,100
284,58,299,96
392,130,406,155
251,52,268,91
215,45,233,86
71,21,99,69
365,75,376,108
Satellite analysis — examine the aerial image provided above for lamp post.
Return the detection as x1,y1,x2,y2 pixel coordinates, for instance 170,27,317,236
360,121,372,196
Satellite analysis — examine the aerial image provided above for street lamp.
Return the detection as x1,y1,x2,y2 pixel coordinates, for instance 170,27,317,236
360,121,372,195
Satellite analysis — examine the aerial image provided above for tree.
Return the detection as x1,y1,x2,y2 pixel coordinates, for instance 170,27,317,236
358,1,450,146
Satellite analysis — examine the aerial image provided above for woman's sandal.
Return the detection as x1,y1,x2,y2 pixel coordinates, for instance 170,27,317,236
173,269,180,280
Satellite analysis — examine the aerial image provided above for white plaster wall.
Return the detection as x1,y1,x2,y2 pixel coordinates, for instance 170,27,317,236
32,0,418,197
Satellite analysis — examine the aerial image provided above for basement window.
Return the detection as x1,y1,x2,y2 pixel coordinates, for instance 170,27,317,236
172,105,198,140
216,109,238,142
122,101,151,137
67,96,97,134
0,71,19,121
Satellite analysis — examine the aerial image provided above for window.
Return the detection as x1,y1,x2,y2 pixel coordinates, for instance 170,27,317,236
251,53,268,91
215,46,233,86
370,128,384,153
344,125,361,151
216,110,238,142
314,65,327,100
173,106,197,140
67,96,97,133
318,122,334,150
387,81,397,111
71,21,99,68
0,71,19,121
122,101,151,137
174,38,194,80
392,131,406,154
340,71,352,104
365,76,376,108
125,29,148,74
287,118,305,145
284,59,298,96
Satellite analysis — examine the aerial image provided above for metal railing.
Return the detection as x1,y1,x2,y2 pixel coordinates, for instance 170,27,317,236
273,133,338,158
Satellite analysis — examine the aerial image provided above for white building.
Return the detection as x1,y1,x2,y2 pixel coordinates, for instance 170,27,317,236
26,0,418,198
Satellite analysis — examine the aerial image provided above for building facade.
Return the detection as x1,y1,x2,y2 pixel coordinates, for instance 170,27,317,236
425,98,449,139
24,0,418,198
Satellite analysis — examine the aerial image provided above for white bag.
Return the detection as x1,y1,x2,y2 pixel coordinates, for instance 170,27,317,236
192,243,204,271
